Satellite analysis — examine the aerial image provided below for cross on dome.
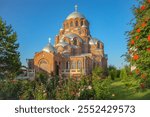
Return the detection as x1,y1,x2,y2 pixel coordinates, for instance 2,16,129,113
48,37,51,43
75,5,78,12
66,5,86,20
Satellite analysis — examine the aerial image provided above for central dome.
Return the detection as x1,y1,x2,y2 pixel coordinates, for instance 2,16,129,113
66,11,85,20
66,5,86,20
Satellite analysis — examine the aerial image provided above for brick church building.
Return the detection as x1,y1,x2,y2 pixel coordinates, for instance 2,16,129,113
33,5,108,78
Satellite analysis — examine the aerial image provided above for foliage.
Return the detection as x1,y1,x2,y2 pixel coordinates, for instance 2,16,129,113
78,88,94,100
56,78,78,100
0,17,21,79
35,72,48,84
92,78,112,100
34,82,47,100
92,67,112,99
127,0,150,88
92,66,104,78
1,68,150,100
108,65,120,80
19,80,35,100
77,75,94,100
120,68,128,81
0,80,21,99
111,77,150,100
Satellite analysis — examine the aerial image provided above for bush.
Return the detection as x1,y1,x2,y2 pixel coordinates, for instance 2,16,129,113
108,65,118,80
0,80,21,99
92,78,112,100
120,68,128,81
78,88,94,100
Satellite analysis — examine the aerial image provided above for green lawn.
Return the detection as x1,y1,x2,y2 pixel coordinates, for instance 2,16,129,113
110,78,150,100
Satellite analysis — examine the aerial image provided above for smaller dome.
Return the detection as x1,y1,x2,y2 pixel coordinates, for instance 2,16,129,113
82,24,87,28
89,38,103,45
60,28,63,31
89,38,98,45
56,39,68,47
65,33,82,42
42,43,57,53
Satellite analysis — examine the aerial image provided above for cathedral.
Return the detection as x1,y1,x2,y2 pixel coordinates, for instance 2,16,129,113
33,5,108,78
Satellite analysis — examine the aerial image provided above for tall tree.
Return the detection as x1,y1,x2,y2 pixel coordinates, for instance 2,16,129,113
0,17,21,79
127,0,150,88
120,68,128,81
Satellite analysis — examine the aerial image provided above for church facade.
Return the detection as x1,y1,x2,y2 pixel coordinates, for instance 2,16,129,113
33,6,108,78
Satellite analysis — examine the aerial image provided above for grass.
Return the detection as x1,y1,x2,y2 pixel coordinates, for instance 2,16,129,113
110,78,150,100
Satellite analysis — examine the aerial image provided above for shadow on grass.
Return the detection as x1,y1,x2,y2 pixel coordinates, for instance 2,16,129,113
110,79,150,100
111,85,132,100
126,89,150,100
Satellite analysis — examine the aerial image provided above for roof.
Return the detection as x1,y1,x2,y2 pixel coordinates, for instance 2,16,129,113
65,33,83,42
66,11,86,20
70,53,92,58
89,38,103,45
56,39,69,47
66,5,86,20
42,43,57,53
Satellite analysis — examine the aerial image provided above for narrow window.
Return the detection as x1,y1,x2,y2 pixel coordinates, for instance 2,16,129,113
66,61,70,69
66,23,68,28
75,21,78,27
73,37,77,45
71,61,76,69
70,21,73,27
98,42,100,48
81,21,83,26
77,61,82,69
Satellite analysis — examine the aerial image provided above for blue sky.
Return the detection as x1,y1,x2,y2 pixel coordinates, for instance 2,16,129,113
0,0,138,68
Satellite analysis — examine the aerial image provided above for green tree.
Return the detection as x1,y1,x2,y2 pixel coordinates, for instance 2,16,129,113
127,0,150,88
92,67,112,100
0,80,21,99
108,65,118,80
120,68,128,81
0,17,21,79
92,66,104,78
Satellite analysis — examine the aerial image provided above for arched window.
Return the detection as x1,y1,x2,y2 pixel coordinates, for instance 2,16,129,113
73,37,77,45
66,23,68,28
97,42,100,48
71,61,76,69
62,62,65,69
75,21,78,27
77,61,82,69
40,60,47,64
66,61,70,69
70,21,73,27
81,20,83,26
39,59,48,72
63,24,65,28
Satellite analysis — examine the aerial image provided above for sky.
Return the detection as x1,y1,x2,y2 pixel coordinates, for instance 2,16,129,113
0,0,138,68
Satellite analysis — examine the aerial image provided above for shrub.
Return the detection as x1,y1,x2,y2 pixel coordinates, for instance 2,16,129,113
120,68,128,81
92,78,112,100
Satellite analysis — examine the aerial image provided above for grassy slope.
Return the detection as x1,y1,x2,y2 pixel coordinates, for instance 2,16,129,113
110,78,150,100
